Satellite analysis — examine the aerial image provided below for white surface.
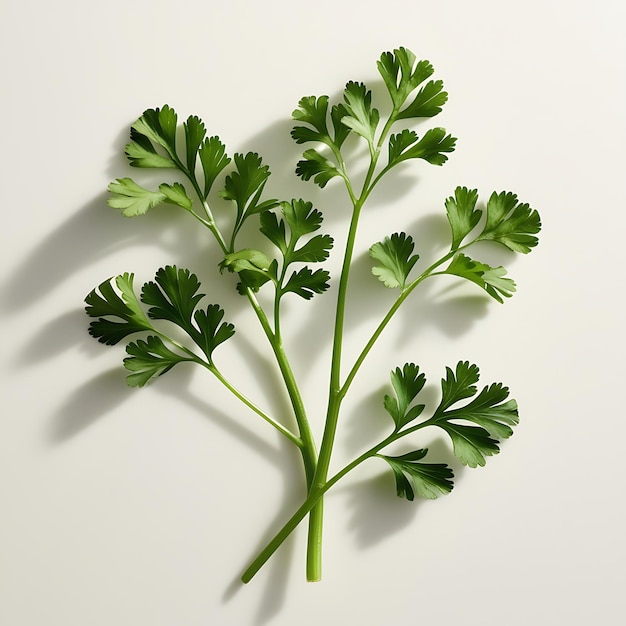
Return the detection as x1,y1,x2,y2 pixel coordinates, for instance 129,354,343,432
1,1,624,624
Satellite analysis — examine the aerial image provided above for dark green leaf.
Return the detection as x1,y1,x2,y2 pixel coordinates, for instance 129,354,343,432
377,47,435,109
124,335,190,387
193,304,236,360
438,361,480,412
431,361,519,467
330,103,351,148
400,127,457,166
379,449,454,501
370,232,419,289
259,211,288,254
198,136,231,197
282,267,330,299
183,115,207,172
478,191,541,253
141,266,204,333
397,79,448,120
388,130,419,168
296,149,342,188
445,253,516,303
132,105,178,156
281,199,323,238
383,363,426,430
125,128,177,168
85,274,152,345
291,95,331,144
289,234,333,264
220,152,278,226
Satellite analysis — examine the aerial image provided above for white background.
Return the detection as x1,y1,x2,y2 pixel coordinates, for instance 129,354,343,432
2,1,624,624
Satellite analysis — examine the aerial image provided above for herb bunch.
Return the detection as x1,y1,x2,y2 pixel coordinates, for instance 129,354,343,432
85,47,541,583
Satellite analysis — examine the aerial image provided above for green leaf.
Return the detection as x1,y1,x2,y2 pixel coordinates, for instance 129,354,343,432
438,361,480,412
397,79,448,120
132,105,178,156
445,187,482,250
383,363,426,430
330,103,352,148
159,182,193,210
292,95,331,144
281,199,323,239
107,178,165,217
220,248,273,274
220,152,278,228
124,335,191,387
378,449,454,501
259,211,288,254
290,234,334,264
477,191,541,253
291,96,351,149
399,127,457,166
125,128,177,168
370,232,419,289
139,266,235,360
341,81,380,147
183,115,207,172
295,149,342,188
141,266,204,334
282,267,330,299
85,274,152,345
198,136,231,197
431,361,519,467
445,253,516,303
377,48,435,109
388,130,419,168
193,304,236,361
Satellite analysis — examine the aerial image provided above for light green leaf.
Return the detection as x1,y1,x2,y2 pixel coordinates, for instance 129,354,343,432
107,178,166,217
445,253,516,303
445,187,482,250
370,232,419,289
341,81,380,147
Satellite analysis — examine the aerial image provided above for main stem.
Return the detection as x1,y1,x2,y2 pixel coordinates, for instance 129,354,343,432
303,200,363,581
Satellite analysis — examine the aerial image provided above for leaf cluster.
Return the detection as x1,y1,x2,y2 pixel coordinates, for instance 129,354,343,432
429,361,519,468
291,46,456,190
221,199,334,299
85,266,235,386
376,360,518,500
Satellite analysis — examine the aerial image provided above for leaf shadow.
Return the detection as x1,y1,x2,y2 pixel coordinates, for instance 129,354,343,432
341,437,467,549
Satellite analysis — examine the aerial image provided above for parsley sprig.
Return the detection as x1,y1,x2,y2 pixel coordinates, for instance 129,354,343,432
86,46,541,585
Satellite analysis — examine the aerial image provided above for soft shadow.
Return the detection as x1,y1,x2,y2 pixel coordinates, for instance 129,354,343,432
16,308,94,368
344,472,421,548
48,368,132,442
223,526,297,626
343,436,466,548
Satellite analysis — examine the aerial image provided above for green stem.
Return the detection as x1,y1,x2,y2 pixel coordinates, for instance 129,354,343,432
341,246,466,397
302,111,402,580
207,363,304,448
241,421,428,583
180,163,323,580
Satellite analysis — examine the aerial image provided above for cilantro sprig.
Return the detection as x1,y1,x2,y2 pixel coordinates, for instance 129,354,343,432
85,47,540,586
